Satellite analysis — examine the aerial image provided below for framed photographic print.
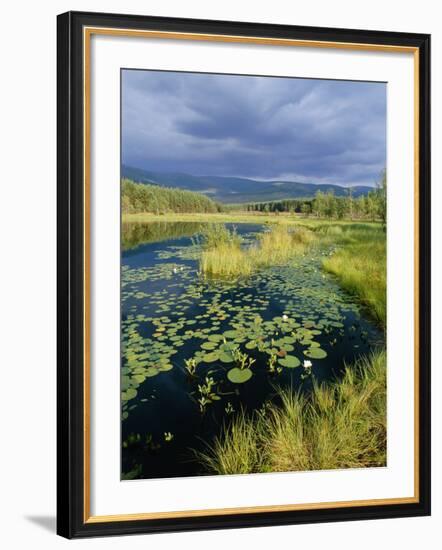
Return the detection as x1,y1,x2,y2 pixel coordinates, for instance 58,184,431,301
57,11,431,538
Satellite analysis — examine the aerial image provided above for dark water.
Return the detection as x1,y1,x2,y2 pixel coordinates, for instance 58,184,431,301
121,222,384,480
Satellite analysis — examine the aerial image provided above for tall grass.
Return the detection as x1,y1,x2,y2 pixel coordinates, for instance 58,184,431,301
198,225,252,278
250,225,314,267
200,244,254,278
195,350,386,475
320,224,386,327
199,224,314,278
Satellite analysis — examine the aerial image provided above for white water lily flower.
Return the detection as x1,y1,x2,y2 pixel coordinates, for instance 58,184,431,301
303,360,313,369
282,314,288,321
173,268,177,274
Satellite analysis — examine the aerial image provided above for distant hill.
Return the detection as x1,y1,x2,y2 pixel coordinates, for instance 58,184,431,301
122,165,373,204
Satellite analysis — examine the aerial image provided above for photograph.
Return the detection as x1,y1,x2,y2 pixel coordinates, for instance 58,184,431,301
120,69,388,481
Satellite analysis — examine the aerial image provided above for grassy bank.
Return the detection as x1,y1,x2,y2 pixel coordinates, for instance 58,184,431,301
199,224,314,278
195,349,386,475
319,224,386,327
123,211,382,227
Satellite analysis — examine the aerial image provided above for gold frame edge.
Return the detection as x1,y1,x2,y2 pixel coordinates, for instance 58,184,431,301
82,26,421,524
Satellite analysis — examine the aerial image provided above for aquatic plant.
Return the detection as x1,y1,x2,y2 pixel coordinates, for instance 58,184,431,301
195,349,386,474
184,357,198,377
200,243,254,278
145,434,161,452
122,433,141,449
199,224,315,279
197,223,242,249
249,224,315,267
197,376,220,412
225,402,235,415
227,349,256,384
122,464,143,480
267,351,281,374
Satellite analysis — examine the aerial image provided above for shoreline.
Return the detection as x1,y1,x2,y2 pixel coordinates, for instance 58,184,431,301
122,212,382,227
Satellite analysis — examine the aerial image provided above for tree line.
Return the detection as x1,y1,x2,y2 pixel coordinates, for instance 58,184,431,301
245,171,386,223
244,199,312,214
122,179,221,214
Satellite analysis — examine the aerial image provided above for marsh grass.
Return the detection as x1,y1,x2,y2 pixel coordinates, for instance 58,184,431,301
195,350,386,475
320,224,386,327
198,224,252,278
250,225,315,267
199,224,314,278
200,243,254,278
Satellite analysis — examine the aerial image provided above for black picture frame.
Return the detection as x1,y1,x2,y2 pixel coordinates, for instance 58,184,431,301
57,10,431,539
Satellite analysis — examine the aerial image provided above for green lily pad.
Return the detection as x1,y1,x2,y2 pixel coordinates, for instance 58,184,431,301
227,367,253,384
122,388,137,401
219,352,235,363
202,351,219,363
281,344,294,352
121,375,130,390
158,363,173,371
278,355,301,368
304,348,328,359
201,341,217,350
223,330,239,339
145,367,159,377
220,342,237,353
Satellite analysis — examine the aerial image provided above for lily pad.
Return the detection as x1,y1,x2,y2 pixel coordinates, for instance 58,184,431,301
202,351,219,363
145,367,159,377
304,347,328,359
223,330,239,339
201,341,217,350
278,355,301,368
158,363,173,371
281,344,294,352
122,388,137,401
219,351,235,363
245,341,257,350
208,334,224,342
227,367,253,384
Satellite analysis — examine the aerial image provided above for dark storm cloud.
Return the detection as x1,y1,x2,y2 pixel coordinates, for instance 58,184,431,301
122,69,386,186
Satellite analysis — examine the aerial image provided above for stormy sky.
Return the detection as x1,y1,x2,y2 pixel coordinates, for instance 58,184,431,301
122,69,386,187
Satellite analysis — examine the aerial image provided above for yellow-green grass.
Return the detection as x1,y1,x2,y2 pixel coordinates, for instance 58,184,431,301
250,224,315,267
195,349,386,475
123,211,303,225
201,243,254,278
320,224,386,327
200,224,315,278
123,211,382,228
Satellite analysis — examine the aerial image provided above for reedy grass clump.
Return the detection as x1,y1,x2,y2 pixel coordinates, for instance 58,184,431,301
320,224,386,327
250,225,314,267
200,244,254,278
195,350,386,475
197,223,242,249
199,224,315,278
198,224,253,278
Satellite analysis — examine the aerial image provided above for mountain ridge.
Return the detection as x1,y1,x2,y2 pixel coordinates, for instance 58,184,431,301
122,164,373,204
